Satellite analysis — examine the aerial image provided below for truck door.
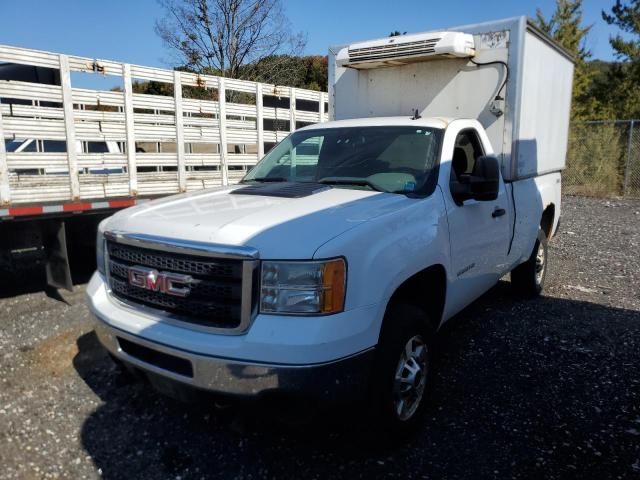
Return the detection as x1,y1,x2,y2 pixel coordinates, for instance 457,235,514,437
443,127,511,313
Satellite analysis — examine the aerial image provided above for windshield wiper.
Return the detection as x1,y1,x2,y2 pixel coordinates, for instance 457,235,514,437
318,177,385,192
242,176,288,183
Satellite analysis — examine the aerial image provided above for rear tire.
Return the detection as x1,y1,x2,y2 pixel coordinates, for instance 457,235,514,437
370,303,433,437
511,228,548,298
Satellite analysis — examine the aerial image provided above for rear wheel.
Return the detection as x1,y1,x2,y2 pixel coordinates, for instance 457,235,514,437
511,228,548,297
371,304,433,435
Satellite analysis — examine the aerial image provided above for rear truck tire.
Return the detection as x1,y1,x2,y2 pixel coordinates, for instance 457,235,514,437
511,228,548,298
370,303,433,436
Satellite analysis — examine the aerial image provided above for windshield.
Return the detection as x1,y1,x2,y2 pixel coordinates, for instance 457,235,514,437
243,126,442,194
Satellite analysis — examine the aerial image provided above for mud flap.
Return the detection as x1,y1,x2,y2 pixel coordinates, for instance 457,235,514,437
43,220,73,292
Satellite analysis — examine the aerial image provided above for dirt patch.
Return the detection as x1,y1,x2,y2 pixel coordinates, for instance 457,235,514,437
22,326,90,377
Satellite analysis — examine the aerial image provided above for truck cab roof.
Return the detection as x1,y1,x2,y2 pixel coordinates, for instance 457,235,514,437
299,116,455,131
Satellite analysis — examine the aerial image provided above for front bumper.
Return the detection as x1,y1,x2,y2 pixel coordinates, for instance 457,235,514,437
93,314,375,403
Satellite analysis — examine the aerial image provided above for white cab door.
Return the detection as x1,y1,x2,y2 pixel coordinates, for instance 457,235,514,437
441,122,511,317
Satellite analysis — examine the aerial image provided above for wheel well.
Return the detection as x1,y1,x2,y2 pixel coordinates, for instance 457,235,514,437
541,204,555,238
384,264,447,334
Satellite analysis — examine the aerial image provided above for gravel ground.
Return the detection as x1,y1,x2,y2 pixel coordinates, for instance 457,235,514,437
0,195,639,480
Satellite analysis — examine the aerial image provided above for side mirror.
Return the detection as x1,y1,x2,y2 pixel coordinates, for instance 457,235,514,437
450,176,473,203
451,155,500,203
470,155,500,201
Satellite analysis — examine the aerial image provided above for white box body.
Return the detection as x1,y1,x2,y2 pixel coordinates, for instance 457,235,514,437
329,16,574,181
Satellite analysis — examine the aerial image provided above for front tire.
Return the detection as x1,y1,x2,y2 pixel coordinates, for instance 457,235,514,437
371,304,433,436
511,228,548,297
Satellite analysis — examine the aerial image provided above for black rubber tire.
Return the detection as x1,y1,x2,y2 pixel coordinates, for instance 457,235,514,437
511,228,548,298
370,303,433,437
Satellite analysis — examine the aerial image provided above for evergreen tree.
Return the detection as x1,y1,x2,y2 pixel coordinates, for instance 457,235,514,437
601,0,640,119
603,0,640,62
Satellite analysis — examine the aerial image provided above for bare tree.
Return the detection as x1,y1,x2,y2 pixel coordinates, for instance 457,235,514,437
155,0,306,82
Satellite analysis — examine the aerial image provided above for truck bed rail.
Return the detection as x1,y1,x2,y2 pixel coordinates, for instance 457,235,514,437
0,44,328,212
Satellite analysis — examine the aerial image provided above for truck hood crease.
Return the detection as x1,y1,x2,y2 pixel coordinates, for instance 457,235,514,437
106,186,413,258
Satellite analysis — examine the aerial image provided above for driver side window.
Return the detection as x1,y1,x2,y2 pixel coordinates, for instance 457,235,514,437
450,130,485,183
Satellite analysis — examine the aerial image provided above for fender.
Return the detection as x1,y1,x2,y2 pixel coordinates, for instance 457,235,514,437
313,190,451,347
508,172,561,267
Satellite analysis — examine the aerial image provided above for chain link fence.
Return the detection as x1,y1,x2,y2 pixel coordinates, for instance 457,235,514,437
564,120,640,197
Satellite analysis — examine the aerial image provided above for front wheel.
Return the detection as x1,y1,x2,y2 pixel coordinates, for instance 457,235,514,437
511,228,548,297
371,304,433,435
393,334,429,422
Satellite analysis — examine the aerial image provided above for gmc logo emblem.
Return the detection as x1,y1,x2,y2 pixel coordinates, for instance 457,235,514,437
127,266,193,297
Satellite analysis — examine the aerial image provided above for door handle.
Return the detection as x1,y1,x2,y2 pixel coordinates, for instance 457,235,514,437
492,208,506,218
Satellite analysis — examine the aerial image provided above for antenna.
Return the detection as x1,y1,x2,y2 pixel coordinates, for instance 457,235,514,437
412,108,422,120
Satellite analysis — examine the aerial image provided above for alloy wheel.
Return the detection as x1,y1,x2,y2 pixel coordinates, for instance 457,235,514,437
393,335,428,421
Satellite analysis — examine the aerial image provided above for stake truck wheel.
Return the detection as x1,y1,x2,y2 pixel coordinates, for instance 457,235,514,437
372,303,433,435
511,228,548,298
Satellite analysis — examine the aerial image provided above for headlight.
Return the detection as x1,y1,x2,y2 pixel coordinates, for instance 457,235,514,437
260,258,346,315
96,220,108,275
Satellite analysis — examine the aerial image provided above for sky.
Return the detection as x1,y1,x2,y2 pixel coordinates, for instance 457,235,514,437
0,0,623,88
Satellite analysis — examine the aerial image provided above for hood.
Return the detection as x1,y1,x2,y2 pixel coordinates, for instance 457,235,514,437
106,186,414,258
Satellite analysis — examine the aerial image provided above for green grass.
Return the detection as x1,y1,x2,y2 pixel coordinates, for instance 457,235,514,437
564,123,626,197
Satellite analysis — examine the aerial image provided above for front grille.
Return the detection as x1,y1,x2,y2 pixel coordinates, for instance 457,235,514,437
108,243,239,277
107,240,248,329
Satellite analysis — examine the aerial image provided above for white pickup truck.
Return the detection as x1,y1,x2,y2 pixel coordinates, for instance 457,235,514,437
88,17,573,432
